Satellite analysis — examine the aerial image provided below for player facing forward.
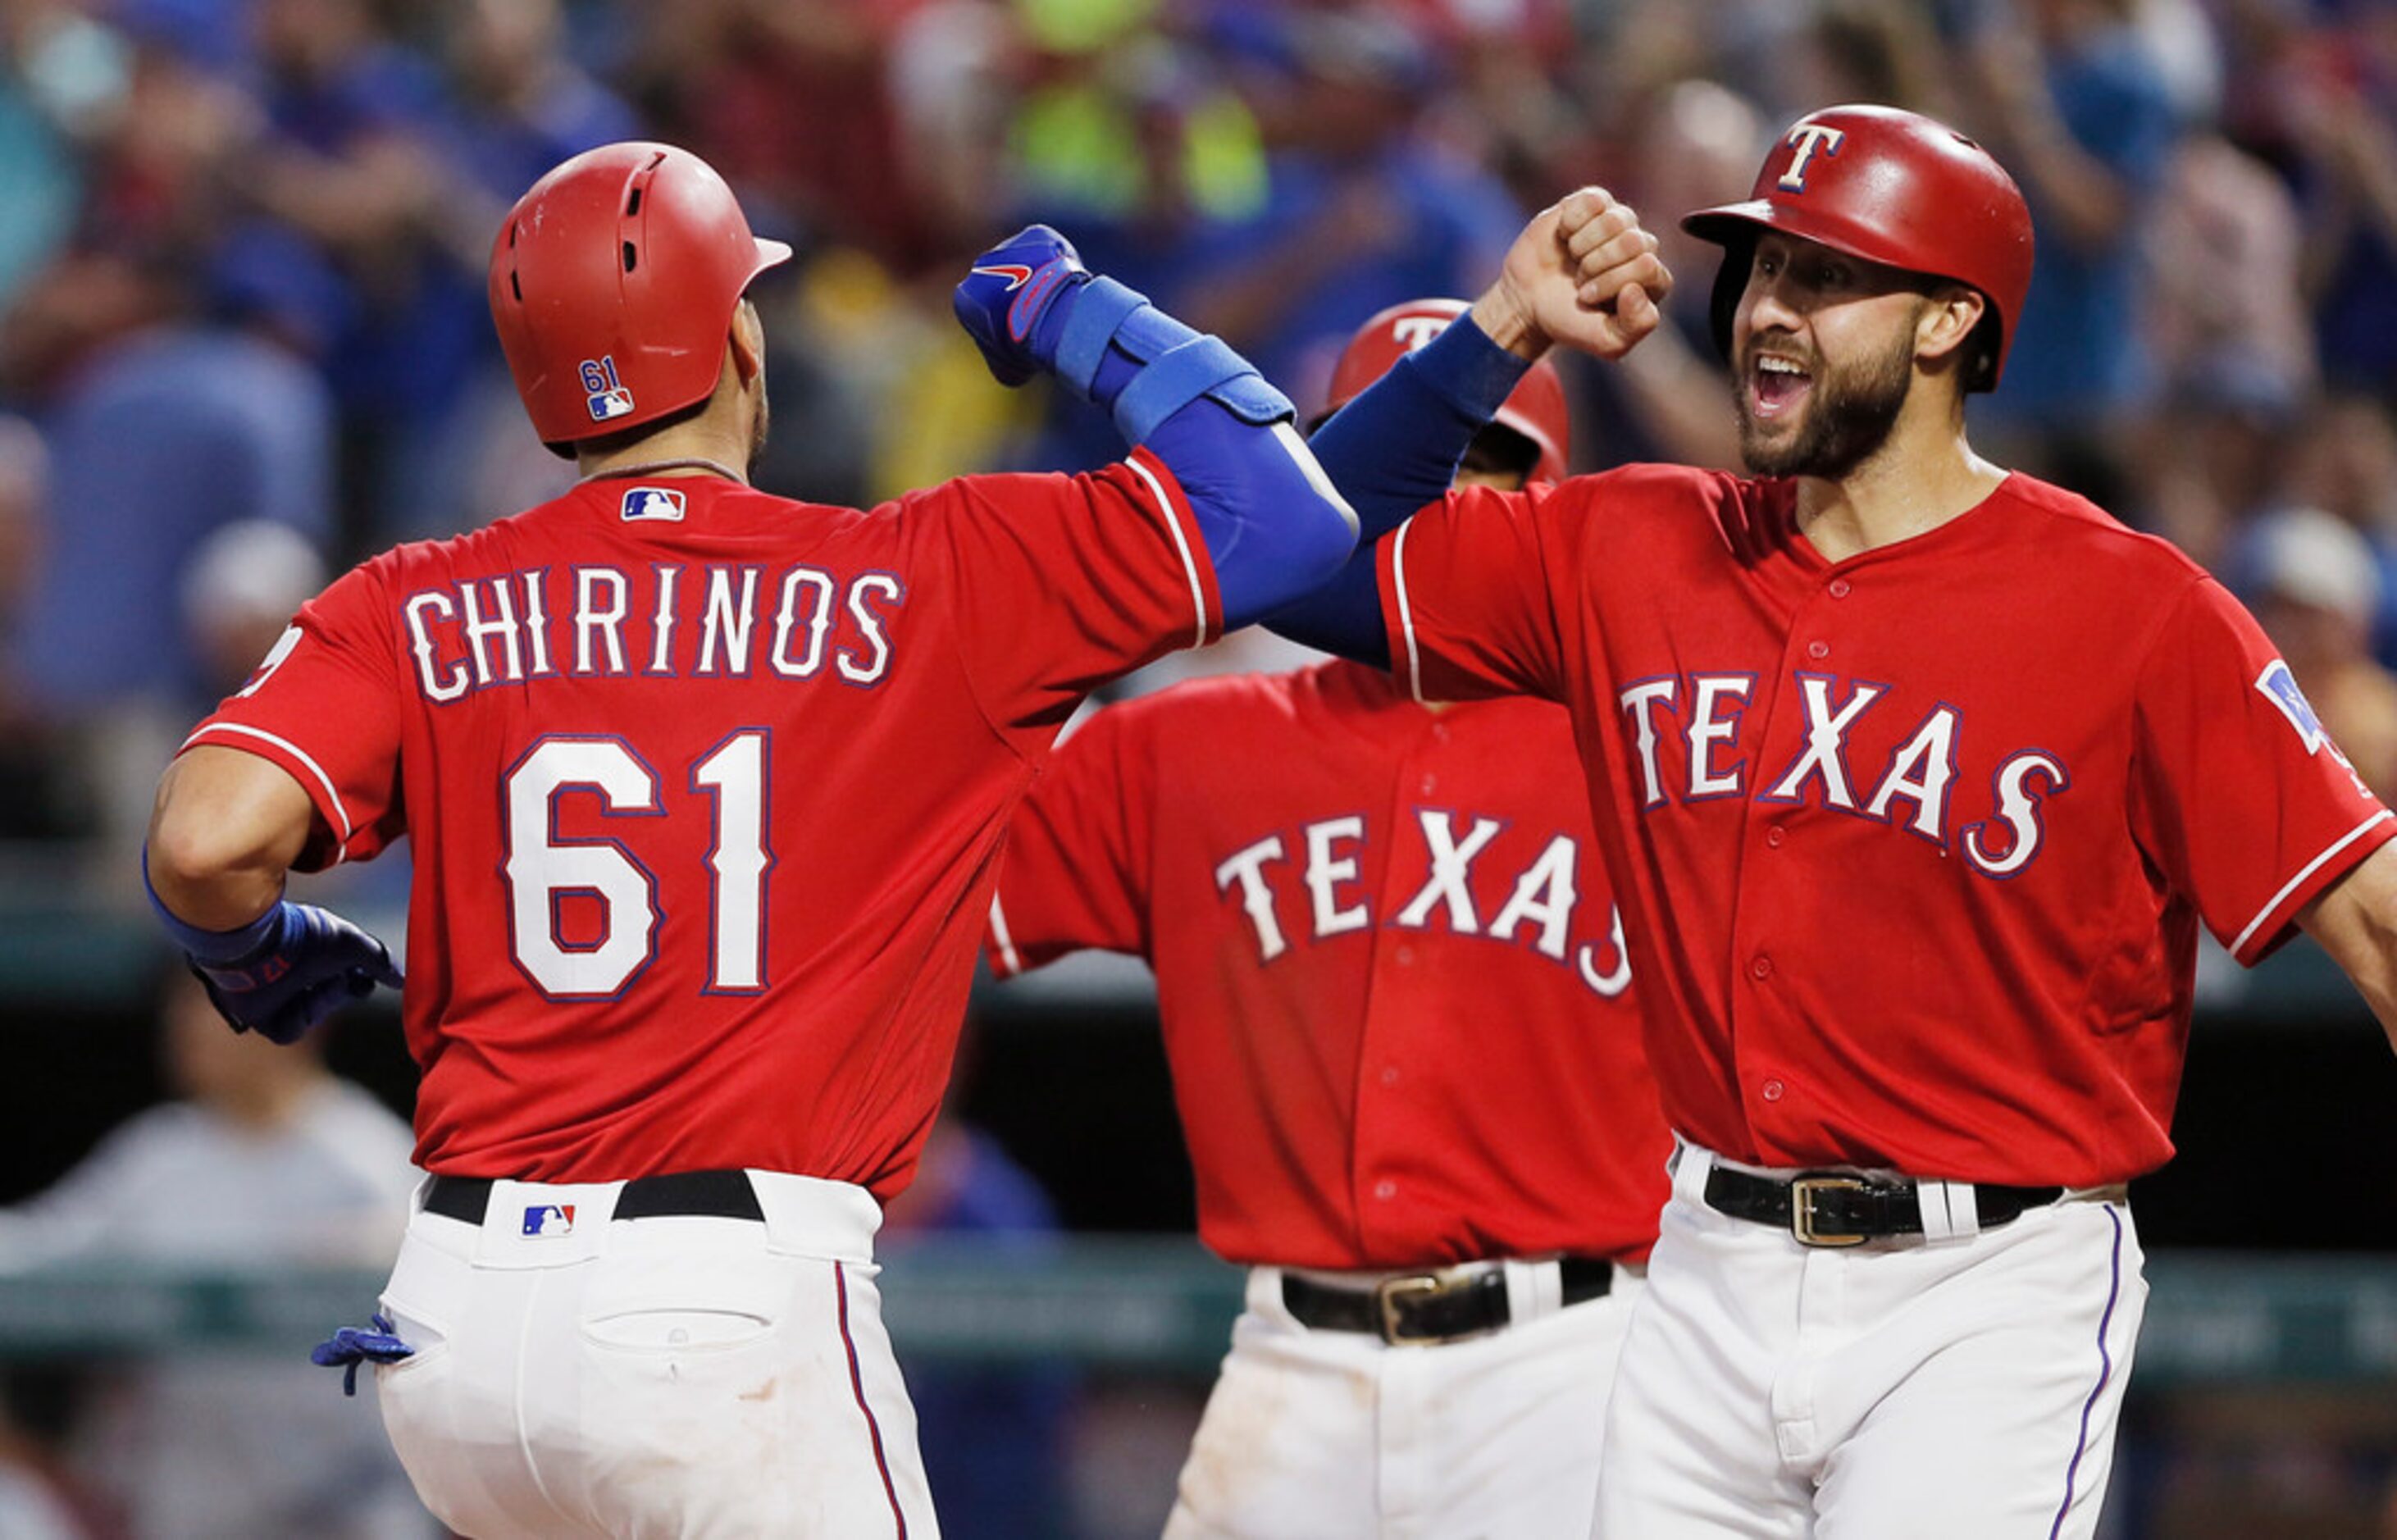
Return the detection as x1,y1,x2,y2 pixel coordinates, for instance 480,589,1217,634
141,141,1356,1538
1278,103,2397,1537
987,300,1670,1539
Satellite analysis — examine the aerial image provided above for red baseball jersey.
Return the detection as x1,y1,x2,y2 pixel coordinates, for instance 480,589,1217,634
183,457,1221,1196
1379,466,2395,1189
984,659,1670,1270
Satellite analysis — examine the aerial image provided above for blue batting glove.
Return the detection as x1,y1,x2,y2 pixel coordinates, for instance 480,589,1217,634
144,857,403,1044
312,1312,414,1396
189,902,403,1044
953,224,1091,386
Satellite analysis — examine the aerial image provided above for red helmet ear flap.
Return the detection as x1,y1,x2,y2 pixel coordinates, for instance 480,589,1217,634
490,142,793,450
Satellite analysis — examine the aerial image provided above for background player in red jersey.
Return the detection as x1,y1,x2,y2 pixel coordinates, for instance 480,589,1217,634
986,298,1670,1539
1277,104,2397,1537
138,140,1356,1538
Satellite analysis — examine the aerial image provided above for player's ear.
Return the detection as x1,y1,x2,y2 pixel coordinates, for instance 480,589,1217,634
1913,285,1985,376
728,298,766,387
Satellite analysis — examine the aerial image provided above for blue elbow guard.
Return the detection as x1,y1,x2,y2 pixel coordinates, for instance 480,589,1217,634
1144,407,1356,631
1046,276,1293,444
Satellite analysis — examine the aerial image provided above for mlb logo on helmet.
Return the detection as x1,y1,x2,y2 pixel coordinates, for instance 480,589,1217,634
622,486,686,522
522,1204,576,1237
581,356,635,422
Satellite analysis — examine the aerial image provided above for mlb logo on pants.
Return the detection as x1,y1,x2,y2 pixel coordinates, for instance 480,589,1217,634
522,1205,576,1237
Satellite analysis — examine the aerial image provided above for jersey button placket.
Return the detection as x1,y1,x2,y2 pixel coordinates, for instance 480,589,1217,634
1359,738,1427,1247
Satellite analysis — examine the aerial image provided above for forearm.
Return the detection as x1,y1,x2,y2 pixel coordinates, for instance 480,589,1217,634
1311,312,1532,543
2299,841,2397,1054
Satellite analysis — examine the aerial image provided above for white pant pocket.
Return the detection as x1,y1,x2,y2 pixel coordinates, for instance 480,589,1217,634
581,1305,775,1355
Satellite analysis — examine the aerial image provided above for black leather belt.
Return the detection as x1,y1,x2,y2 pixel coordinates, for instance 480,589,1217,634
1281,1257,1613,1346
423,1169,764,1224
1702,1165,2062,1248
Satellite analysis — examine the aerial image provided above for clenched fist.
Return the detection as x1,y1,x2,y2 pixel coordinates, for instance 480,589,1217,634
1470,188,1672,363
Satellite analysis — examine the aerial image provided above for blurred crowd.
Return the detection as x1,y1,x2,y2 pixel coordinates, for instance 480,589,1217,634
0,0,2391,859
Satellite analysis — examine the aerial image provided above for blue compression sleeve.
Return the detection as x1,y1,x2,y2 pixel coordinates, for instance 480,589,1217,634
1267,317,1533,666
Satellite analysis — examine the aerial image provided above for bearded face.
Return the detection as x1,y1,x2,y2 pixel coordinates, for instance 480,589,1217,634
1734,318,1916,480
1727,234,1939,481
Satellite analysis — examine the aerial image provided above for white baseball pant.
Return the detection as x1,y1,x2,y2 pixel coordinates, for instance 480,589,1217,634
1166,1258,1645,1540
371,1171,938,1539
1594,1142,2146,1538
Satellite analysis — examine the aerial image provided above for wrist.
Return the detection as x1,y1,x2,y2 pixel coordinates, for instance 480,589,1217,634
1024,267,1093,366
1468,286,1551,362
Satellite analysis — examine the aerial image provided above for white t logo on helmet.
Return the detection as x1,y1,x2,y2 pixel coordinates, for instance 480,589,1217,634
1778,125,1847,192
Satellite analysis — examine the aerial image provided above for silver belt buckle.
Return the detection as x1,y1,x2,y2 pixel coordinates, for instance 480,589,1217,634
1789,1176,1871,1248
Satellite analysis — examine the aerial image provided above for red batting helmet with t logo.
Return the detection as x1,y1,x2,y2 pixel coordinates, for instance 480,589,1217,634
1679,104,2034,391
1324,298,1572,484
490,142,794,453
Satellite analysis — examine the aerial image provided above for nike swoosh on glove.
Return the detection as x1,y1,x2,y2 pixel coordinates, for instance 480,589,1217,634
952,224,1090,386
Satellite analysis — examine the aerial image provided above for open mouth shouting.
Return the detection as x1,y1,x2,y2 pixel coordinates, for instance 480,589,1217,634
1747,352,1812,422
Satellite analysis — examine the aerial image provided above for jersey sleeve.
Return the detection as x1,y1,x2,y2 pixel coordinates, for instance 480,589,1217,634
933,450,1223,733
2130,575,2397,964
179,558,408,871
1378,481,1569,704
985,699,1158,977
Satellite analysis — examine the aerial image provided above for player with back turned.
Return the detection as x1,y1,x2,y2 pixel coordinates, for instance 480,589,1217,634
139,141,1356,1538
1278,103,2397,1536
987,300,1671,1539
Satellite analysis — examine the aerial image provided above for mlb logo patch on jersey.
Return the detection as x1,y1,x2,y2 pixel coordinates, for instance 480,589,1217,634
622,486,686,522
580,356,634,422
522,1204,576,1237
2258,659,2328,754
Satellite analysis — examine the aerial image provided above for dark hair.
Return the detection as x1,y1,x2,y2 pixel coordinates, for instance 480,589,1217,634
1462,421,1540,481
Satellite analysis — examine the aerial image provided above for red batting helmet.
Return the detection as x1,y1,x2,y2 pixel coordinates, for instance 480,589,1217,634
1324,298,1571,484
1679,104,2033,391
490,142,794,452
